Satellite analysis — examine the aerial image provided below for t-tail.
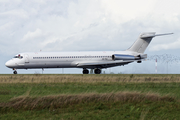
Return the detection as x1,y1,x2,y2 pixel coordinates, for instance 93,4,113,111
127,32,173,53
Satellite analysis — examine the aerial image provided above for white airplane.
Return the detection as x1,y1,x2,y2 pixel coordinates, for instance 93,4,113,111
5,32,172,74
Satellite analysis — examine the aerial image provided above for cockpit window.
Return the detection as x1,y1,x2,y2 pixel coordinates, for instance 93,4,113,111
14,55,23,59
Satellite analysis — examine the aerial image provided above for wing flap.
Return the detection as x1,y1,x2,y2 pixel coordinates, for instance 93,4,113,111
77,60,134,67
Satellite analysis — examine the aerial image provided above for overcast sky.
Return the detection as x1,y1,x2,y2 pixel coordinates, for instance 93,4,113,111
1,0,180,74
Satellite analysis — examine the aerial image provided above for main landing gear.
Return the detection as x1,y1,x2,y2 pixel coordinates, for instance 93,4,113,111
82,68,101,74
83,69,89,74
94,68,101,74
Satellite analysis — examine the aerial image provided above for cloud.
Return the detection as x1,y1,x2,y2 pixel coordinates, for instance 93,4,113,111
0,9,28,19
22,28,43,41
100,0,156,24
150,38,180,51
0,0,180,55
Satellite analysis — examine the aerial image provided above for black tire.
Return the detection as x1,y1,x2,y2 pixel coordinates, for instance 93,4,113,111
94,69,101,74
83,69,89,74
13,71,17,74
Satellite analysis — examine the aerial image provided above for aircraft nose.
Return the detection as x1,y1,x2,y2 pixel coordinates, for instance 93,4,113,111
5,60,14,68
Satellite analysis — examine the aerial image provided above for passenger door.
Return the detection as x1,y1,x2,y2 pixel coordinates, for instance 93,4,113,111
24,54,29,63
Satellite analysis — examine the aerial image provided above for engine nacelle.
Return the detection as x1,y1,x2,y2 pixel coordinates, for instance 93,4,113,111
112,54,140,60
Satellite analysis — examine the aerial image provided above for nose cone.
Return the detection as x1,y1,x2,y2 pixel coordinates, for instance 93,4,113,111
5,60,14,68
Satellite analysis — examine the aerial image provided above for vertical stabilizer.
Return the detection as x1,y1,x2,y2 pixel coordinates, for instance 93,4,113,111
127,32,173,53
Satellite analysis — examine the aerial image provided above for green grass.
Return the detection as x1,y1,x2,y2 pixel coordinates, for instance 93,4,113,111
0,74,180,119
1,101,180,120
0,82,180,102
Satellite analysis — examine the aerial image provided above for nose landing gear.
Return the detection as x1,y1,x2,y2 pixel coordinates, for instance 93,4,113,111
13,68,17,74
13,70,17,74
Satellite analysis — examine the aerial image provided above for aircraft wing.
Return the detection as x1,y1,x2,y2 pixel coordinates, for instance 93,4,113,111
76,60,135,68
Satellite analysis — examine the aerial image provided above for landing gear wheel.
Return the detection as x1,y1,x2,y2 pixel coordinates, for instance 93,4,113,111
83,69,89,74
13,71,17,74
94,69,101,74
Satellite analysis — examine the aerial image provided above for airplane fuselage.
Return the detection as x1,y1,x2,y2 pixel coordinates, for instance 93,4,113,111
6,51,138,70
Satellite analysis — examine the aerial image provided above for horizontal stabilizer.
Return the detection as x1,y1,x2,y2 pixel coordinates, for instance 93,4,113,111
140,33,173,39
